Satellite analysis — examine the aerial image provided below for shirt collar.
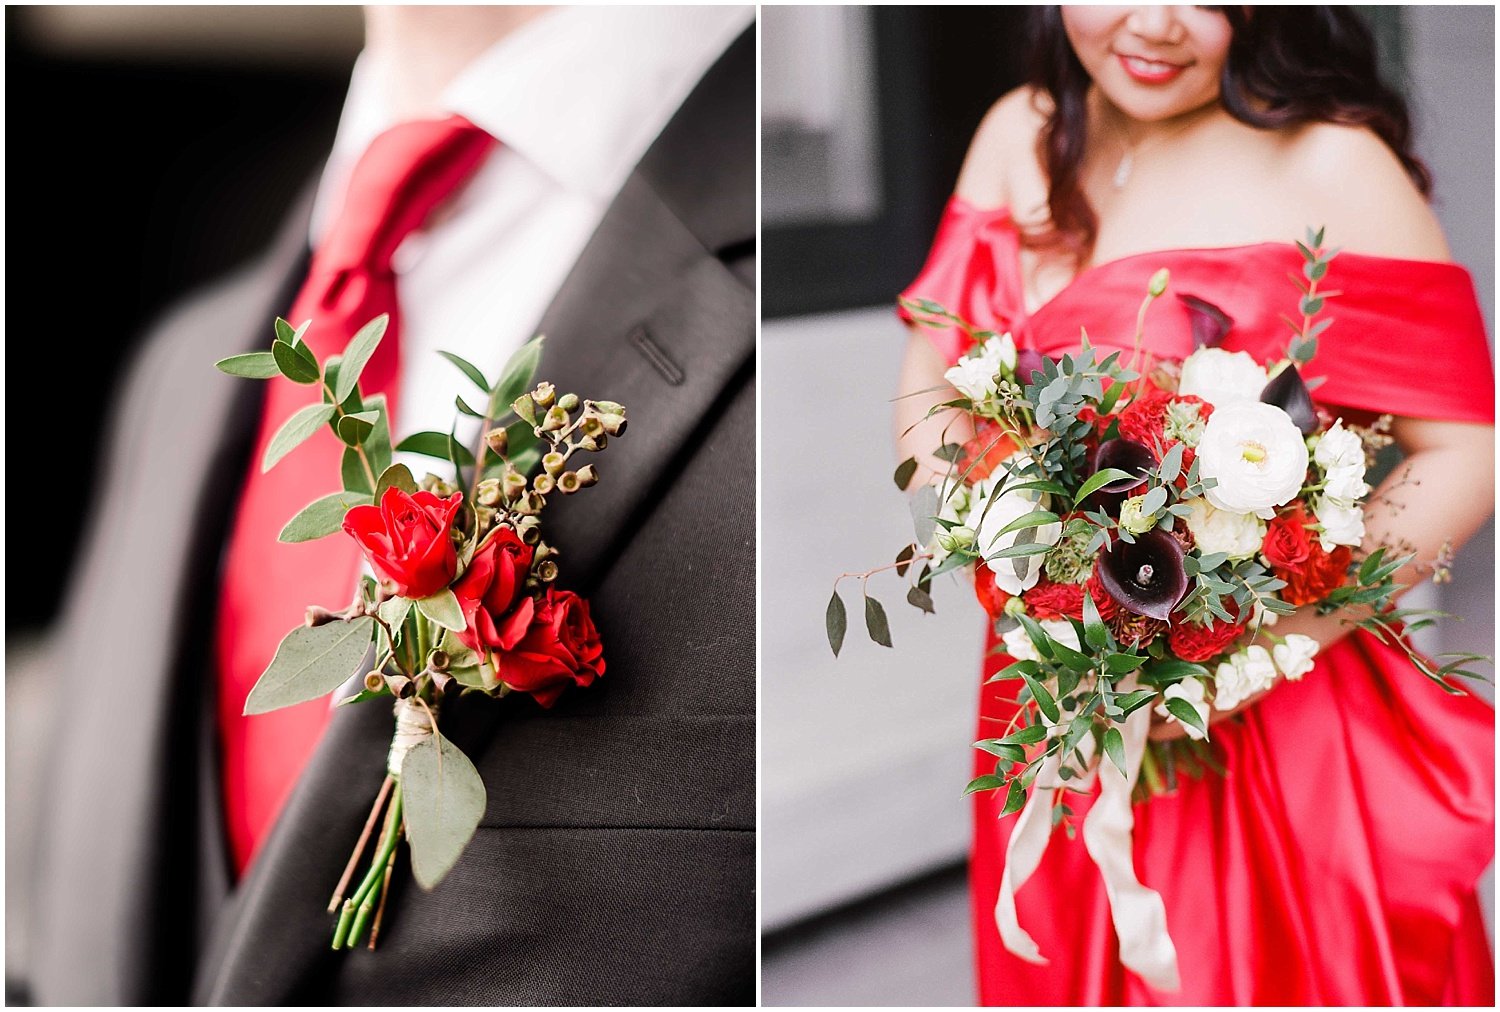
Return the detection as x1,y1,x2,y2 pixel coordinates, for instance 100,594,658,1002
315,4,752,237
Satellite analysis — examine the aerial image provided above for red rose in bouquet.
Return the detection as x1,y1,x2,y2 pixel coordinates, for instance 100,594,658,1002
974,562,1011,619
1168,609,1247,662
957,419,1020,483
1264,503,1352,605
452,527,535,652
1023,579,1085,621
494,588,605,707
343,487,463,599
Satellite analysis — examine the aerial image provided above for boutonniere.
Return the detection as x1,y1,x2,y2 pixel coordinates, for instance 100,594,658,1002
217,316,626,949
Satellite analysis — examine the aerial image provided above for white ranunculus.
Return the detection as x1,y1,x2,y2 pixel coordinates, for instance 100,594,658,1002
1313,420,1364,471
1313,496,1365,551
1178,348,1269,408
973,471,1062,595
1272,634,1319,681
1155,678,1210,741
1002,618,1080,663
944,355,1000,402
1212,644,1278,710
1197,402,1310,519
1322,464,1371,505
1182,496,1266,561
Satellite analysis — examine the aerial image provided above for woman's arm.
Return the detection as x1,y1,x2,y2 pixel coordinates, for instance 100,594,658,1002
894,330,975,488
1150,414,1497,739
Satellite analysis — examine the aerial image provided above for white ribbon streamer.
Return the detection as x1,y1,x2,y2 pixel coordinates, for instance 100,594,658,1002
994,685,1180,992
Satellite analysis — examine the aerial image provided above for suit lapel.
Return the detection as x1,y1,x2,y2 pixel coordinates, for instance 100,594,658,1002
195,29,753,1003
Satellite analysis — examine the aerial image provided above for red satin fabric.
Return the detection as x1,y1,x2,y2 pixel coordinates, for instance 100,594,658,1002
900,197,1497,1005
214,117,494,875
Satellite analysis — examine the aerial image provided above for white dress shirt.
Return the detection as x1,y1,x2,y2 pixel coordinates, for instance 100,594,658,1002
310,5,752,473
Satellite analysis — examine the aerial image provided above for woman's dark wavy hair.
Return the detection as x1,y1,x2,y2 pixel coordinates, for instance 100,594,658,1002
1025,5,1431,261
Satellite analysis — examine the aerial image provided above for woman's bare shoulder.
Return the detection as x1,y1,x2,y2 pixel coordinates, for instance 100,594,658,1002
954,85,1052,210
1276,120,1450,261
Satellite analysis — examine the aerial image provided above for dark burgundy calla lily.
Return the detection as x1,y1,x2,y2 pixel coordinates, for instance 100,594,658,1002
1015,348,1049,386
1260,363,1319,435
1178,293,1234,348
1098,529,1190,621
1083,438,1156,513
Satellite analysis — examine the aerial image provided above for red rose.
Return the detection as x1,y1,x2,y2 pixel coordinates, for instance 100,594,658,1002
1022,579,1085,621
451,527,535,653
957,420,1020,483
493,588,605,707
1262,503,1314,569
1168,611,1247,663
1279,544,1353,607
342,487,462,599
1264,503,1350,605
973,562,1011,620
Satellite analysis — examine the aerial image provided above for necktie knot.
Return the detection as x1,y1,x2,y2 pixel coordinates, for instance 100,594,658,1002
315,114,495,278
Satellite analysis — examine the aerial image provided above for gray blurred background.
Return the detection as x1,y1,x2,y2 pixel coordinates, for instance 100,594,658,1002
761,5,1495,1006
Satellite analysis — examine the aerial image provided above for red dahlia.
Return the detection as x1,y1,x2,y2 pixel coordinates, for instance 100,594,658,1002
1022,579,1085,621
1168,608,1247,662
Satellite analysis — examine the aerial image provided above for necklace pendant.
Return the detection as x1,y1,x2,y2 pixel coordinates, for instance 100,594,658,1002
1113,152,1133,190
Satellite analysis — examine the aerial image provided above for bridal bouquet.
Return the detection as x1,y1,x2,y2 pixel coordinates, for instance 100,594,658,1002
216,316,625,950
830,230,1483,988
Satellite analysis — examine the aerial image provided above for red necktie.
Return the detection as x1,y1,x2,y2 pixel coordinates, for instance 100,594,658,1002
215,116,494,875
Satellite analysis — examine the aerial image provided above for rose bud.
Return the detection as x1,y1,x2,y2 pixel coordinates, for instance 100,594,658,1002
1259,363,1319,435
1098,528,1190,622
341,487,463,600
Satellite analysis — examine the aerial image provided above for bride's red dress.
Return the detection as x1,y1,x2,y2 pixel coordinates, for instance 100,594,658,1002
900,197,1496,1006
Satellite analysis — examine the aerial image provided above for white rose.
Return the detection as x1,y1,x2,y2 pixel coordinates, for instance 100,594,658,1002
982,332,1019,373
1212,644,1278,710
1313,496,1365,552
974,475,1062,595
1182,496,1266,561
1001,617,1080,663
1178,348,1269,408
1322,464,1370,505
1272,633,1319,681
1154,678,1210,741
944,356,1000,402
1197,402,1310,519
1313,420,1365,471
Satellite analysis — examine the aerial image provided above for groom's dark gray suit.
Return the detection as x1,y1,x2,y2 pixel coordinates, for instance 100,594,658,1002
23,29,754,1007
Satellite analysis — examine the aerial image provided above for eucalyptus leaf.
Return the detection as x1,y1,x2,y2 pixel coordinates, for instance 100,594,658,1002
272,338,320,384
910,485,939,546
437,350,491,393
278,490,370,543
375,463,419,500
215,351,280,379
337,409,380,447
906,585,935,614
490,335,544,417
1075,467,1135,503
893,457,918,492
826,591,847,656
243,617,375,715
1165,696,1208,737
1103,727,1127,775
864,594,893,648
415,589,465,632
262,403,337,472
333,314,389,403
401,728,487,889
396,431,476,468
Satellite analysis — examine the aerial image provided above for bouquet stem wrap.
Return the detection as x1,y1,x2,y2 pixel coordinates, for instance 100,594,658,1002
387,697,438,777
994,677,1181,991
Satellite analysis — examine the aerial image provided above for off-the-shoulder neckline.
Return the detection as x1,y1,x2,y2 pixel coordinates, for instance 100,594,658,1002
945,194,1473,319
